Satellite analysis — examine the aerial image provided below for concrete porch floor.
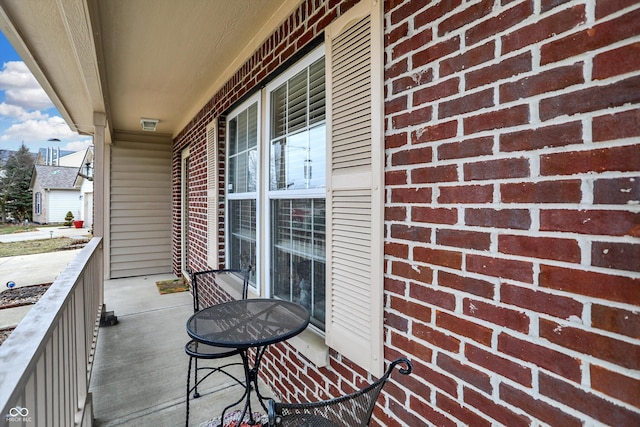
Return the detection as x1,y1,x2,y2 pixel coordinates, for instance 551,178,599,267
89,274,271,427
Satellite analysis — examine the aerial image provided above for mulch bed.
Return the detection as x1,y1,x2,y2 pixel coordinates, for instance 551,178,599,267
0,326,15,346
0,283,52,309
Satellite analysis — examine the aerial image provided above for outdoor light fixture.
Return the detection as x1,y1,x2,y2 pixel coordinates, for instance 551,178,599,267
140,118,159,131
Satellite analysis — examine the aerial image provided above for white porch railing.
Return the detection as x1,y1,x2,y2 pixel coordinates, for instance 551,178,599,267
0,238,103,427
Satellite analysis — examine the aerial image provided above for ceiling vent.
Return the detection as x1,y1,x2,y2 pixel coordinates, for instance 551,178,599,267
140,118,159,131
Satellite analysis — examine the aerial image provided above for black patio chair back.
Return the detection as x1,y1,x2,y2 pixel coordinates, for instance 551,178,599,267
267,358,412,427
185,267,251,427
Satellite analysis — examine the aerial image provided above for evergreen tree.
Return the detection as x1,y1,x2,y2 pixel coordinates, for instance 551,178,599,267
0,143,34,222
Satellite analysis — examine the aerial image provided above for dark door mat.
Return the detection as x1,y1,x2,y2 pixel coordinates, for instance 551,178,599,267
0,283,52,309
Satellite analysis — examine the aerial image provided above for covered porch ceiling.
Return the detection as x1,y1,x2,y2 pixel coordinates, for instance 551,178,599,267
0,0,299,138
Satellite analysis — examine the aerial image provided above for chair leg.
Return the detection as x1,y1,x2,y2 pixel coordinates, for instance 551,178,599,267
193,357,200,398
186,356,192,427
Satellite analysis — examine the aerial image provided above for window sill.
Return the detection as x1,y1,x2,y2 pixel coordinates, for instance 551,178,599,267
217,276,329,368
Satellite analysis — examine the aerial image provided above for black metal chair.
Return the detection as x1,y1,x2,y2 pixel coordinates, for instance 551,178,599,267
267,358,412,427
185,267,251,427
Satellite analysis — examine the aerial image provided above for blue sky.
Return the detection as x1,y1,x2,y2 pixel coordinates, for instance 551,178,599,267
0,31,91,153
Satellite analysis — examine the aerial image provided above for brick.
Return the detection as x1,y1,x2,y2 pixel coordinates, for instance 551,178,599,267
592,109,640,142
467,254,534,283
499,234,580,263
466,344,532,386
411,120,458,144
385,241,409,259
542,75,640,120
385,57,409,80
392,105,433,129
591,304,640,339
389,223,431,243
464,104,530,134
393,27,434,59
439,88,493,119
392,73,432,95
501,283,582,319
438,184,493,204
541,8,640,65
440,41,495,77
540,209,640,237
391,146,433,166
385,169,407,185
411,358,459,397
438,271,495,299
465,208,531,230
595,0,639,18
464,157,529,181
415,0,463,30
386,132,408,149
465,298,530,333
413,246,463,269
389,295,431,323
540,264,640,305
412,206,458,225
413,78,460,106
385,205,407,221
466,1,534,46
499,383,583,427
540,373,640,426
412,164,458,184
436,229,491,251
540,318,640,369
391,260,434,283
438,0,494,37
413,322,460,353
541,145,640,176
592,242,640,272
500,63,584,103
437,353,492,393
385,21,409,47
436,310,493,346
501,180,582,204
438,136,493,160
413,36,461,69
410,282,456,311
464,387,530,427
385,95,408,115
590,364,640,408
436,392,492,427
390,0,430,26
500,121,582,152
390,186,433,204
502,5,585,54
593,42,640,80
498,333,582,381
466,52,532,90
391,330,433,357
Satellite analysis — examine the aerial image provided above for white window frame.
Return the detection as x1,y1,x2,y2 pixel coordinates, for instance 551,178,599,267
225,93,261,295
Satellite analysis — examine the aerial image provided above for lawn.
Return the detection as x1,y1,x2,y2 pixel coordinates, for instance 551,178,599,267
0,236,89,257
0,224,39,235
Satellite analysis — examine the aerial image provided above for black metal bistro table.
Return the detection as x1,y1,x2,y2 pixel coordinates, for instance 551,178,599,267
186,298,310,425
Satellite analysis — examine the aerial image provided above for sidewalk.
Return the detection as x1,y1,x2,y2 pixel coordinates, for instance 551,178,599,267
0,226,89,330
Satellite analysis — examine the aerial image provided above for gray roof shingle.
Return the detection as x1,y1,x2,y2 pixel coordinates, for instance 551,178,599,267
34,165,79,189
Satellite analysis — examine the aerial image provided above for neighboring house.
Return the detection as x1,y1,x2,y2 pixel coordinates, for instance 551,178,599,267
29,165,81,224
1,1,638,426
35,147,75,166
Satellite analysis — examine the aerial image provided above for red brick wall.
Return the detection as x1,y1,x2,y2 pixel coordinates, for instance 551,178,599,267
174,0,640,425
384,0,640,425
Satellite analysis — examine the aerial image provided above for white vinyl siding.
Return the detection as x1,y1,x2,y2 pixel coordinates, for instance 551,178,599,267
110,138,172,278
325,0,384,376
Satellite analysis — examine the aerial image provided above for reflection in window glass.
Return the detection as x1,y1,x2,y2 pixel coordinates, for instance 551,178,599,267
229,199,256,274
271,198,326,329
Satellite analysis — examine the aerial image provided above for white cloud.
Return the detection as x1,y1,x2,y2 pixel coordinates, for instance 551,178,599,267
62,139,92,151
0,116,79,142
0,61,52,111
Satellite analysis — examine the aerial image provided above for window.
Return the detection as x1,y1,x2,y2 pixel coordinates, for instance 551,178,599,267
35,192,42,215
220,0,383,375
